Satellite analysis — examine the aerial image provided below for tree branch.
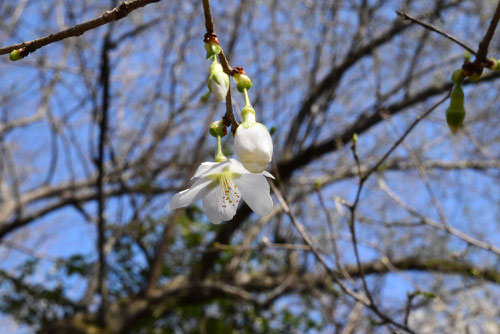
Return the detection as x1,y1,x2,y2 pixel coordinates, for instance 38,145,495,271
94,26,113,326
396,10,476,55
475,0,500,62
0,0,161,57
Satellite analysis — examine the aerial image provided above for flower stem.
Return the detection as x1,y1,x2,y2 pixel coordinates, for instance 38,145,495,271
243,88,251,107
214,135,227,162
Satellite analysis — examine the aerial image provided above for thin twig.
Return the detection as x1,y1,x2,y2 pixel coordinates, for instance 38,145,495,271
474,0,500,62
396,11,476,55
143,210,180,295
378,179,500,256
0,0,161,57
363,94,450,181
404,292,416,327
316,189,354,283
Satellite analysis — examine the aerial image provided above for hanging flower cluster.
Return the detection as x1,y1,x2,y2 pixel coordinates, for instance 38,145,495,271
170,38,274,224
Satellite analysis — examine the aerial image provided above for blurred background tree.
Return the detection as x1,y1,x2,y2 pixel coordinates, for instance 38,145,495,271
0,0,499,333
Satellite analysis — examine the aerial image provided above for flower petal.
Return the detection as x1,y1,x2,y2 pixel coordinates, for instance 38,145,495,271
227,159,253,175
261,171,275,179
234,124,273,173
240,161,267,174
193,160,230,179
170,178,212,210
222,185,241,221
235,174,273,216
202,187,223,224
192,161,220,180
202,185,239,224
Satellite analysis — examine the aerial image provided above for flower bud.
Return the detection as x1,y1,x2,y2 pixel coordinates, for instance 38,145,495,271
9,49,23,61
241,105,256,123
209,120,226,137
233,73,252,93
205,42,221,60
451,69,464,85
234,107,273,173
207,71,229,102
492,59,500,71
468,71,481,82
446,84,466,135
209,61,223,76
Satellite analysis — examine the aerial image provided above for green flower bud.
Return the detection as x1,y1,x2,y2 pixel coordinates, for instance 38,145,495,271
240,105,256,127
209,120,226,137
464,52,471,62
209,61,223,76
486,58,496,70
9,49,23,61
451,69,464,85
493,59,500,71
446,84,466,135
468,72,481,82
352,133,358,144
205,42,221,60
233,73,252,93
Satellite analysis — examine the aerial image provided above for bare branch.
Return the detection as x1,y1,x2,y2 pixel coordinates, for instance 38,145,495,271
475,0,500,62
396,10,476,55
0,0,161,57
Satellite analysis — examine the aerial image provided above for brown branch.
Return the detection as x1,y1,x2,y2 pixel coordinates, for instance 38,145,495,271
222,85,239,135
201,0,215,35
475,0,500,62
0,0,161,57
241,258,500,288
396,10,476,55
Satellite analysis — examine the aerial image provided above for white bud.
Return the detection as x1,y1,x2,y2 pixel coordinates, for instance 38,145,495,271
234,123,273,173
207,72,229,102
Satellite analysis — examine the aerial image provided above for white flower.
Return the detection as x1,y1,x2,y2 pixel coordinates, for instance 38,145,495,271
234,122,273,173
170,159,274,224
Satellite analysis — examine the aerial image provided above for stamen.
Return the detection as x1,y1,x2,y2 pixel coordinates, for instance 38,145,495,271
218,170,240,208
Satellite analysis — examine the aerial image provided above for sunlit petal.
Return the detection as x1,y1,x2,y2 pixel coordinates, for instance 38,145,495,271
170,178,212,209
235,174,273,216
